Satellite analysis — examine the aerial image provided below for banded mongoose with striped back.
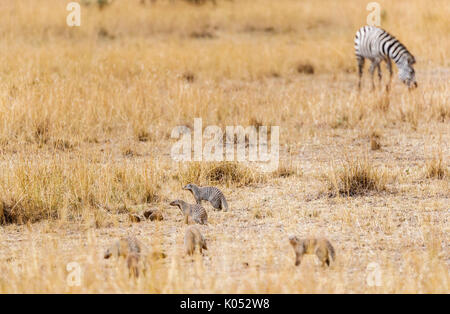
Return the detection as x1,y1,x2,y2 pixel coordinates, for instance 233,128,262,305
169,200,208,225
289,236,335,267
184,226,208,255
183,183,229,212
104,236,142,276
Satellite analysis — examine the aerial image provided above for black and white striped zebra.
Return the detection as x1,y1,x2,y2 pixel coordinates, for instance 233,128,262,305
355,26,417,90
183,183,229,212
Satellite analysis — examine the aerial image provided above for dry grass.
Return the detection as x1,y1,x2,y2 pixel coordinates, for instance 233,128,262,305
425,151,448,180
178,161,267,187
328,158,388,197
0,159,162,226
0,0,448,293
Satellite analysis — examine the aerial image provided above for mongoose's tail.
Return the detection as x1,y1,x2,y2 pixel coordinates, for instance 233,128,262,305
327,241,336,261
221,198,229,212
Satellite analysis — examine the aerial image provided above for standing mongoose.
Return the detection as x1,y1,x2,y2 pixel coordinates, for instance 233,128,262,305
104,236,142,277
169,200,208,225
183,183,229,212
288,236,335,267
184,226,208,255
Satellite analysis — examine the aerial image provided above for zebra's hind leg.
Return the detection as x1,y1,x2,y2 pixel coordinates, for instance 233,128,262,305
357,56,365,90
369,60,378,91
386,58,393,92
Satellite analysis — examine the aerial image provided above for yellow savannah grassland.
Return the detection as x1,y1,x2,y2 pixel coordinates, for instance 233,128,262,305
0,0,448,293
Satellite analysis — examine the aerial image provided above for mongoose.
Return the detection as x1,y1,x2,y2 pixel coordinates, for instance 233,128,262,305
184,226,208,255
129,210,164,222
149,251,167,260
129,213,143,223
143,209,164,221
288,236,335,267
104,236,142,276
126,253,140,277
183,183,229,212
169,200,208,225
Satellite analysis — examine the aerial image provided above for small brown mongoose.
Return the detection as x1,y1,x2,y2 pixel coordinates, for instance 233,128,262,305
129,213,143,223
184,226,208,255
104,236,142,276
183,183,229,212
129,210,164,223
169,200,207,225
143,209,164,221
126,253,140,277
288,236,335,267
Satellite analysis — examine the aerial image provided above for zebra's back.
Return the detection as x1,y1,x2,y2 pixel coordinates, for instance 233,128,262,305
355,26,412,63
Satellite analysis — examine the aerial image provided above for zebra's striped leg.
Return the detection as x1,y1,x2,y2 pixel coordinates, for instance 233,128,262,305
386,59,393,92
377,63,382,89
357,57,365,90
369,62,376,91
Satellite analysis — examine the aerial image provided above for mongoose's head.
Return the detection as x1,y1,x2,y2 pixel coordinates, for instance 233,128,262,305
104,248,112,259
183,183,197,192
104,241,120,259
169,200,184,210
288,235,300,247
289,235,305,266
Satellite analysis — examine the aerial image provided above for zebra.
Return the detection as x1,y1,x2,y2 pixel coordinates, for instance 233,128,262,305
183,183,229,212
354,26,417,91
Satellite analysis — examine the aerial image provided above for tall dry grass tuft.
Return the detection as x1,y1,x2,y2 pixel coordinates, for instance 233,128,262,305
272,160,302,178
425,151,448,180
328,158,388,197
370,130,382,151
0,160,162,225
0,0,448,294
178,161,266,187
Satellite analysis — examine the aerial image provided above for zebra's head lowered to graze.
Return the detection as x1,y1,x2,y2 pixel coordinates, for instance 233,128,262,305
398,54,417,89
